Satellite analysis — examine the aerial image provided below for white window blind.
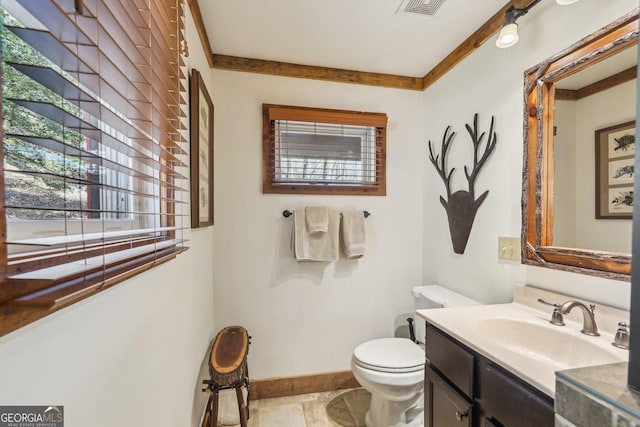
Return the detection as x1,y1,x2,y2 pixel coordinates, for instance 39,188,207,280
274,120,377,185
263,104,387,196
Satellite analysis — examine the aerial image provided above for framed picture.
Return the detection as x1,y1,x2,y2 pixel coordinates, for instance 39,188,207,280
190,68,214,228
595,120,635,219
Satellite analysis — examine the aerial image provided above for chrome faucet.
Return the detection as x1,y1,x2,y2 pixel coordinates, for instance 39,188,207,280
612,322,630,349
559,300,599,336
537,298,565,326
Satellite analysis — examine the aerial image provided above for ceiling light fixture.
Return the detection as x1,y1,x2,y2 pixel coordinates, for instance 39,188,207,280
496,0,579,48
495,7,523,48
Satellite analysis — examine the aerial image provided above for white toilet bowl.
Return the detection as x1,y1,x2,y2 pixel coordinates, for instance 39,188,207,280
351,338,424,427
351,285,480,426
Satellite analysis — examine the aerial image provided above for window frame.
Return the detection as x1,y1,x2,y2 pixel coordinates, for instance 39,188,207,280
262,104,387,196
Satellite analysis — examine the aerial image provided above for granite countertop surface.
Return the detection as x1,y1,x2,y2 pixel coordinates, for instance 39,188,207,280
557,362,640,419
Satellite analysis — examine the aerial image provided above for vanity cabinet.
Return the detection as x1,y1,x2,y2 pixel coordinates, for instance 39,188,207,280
425,323,554,427
425,365,473,427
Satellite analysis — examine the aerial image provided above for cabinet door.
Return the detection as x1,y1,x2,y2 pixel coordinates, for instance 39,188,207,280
425,365,473,427
426,324,475,397
479,360,554,427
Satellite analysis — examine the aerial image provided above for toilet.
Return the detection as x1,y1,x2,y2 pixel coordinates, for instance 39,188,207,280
351,285,480,427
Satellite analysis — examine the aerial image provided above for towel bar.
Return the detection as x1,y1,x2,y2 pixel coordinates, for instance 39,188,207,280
282,210,370,218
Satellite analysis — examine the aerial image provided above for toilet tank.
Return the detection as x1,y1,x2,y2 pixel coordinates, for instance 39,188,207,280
411,285,480,344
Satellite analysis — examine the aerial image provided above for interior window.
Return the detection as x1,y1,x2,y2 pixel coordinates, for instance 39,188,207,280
263,104,387,196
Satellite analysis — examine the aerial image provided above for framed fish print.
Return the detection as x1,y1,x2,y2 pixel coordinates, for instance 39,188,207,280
595,120,635,219
190,68,214,228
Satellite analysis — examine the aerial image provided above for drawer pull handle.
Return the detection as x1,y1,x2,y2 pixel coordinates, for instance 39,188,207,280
455,410,468,421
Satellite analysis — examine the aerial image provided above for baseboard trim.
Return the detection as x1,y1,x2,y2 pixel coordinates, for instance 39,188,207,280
249,370,360,401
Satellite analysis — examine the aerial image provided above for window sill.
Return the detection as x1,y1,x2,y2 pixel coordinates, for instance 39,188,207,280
0,246,187,337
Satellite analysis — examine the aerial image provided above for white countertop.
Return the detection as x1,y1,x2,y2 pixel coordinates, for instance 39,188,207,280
416,285,629,397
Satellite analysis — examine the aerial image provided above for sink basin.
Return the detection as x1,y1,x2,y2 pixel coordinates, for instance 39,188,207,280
475,318,621,370
417,287,631,397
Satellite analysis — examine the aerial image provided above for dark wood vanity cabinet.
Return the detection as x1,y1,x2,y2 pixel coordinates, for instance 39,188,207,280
424,323,554,427
425,365,473,427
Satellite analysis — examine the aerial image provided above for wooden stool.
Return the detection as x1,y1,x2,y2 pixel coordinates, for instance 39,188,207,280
202,326,251,427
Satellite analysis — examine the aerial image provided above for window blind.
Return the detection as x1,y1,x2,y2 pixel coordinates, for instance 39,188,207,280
275,121,376,184
0,0,188,334
263,104,387,196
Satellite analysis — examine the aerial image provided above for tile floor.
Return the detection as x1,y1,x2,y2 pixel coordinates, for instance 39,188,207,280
215,388,371,427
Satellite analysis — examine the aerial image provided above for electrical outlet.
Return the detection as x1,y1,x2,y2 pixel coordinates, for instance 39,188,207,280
498,236,520,262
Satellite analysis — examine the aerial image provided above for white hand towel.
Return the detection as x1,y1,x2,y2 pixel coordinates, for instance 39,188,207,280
305,206,328,234
342,210,366,258
293,208,339,261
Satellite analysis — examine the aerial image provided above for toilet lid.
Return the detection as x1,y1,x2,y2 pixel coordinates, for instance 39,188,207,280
353,338,424,372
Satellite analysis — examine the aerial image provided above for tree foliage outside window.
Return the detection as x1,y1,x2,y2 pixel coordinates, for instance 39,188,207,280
2,8,97,219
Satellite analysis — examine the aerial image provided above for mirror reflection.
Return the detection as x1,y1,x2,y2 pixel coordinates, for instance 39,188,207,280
522,10,636,280
552,44,636,254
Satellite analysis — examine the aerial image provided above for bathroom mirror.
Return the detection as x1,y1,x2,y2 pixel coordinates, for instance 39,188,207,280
522,10,638,281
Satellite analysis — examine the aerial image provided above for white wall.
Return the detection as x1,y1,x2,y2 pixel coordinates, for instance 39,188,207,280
210,71,426,379
574,80,635,252
422,0,636,309
554,79,636,253
553,100,578,248
0,8,215,427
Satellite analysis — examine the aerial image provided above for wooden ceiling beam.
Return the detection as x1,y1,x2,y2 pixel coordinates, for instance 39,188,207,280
555,89,578,100
575,66,637,99
186,0,214,68
555,66,637,101
421,0,539,90
212,55,423,91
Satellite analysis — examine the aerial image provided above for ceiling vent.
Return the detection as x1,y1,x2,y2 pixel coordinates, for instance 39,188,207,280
398,0,446,16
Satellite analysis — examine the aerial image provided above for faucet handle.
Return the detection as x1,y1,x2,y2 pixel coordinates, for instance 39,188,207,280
537,298,559,307
612,321,630,350
537,298,565,326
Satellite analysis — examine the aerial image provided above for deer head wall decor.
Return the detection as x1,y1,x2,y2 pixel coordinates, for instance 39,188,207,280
428,114,497,254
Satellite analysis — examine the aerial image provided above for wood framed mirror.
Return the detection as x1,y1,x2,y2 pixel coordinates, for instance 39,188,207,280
523,9,638,281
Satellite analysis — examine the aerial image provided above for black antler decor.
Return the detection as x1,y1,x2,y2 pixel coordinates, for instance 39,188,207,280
428,113,497,254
